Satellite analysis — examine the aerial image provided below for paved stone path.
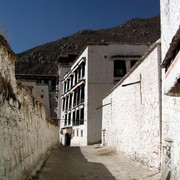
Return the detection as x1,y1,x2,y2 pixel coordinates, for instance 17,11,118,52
33,144,161,180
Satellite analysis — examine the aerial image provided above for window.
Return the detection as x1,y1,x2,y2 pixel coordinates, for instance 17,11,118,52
69,94,72,109
82,63,85,78
77,88,80,105
73,90,77,106
68,112,71,125
44,79,48,84
66,96,69,110
78,68,81,79
81,85,85,103
41,95,44,98
76,89,79,105
80,108,84,125
130,60,137,68
72,111,75,126
77,129,79,137
64,114,67,126
63,83,66,93
62,98,65,111
114,60,126,77
75,71,78,84
71,75,73,88
67,79,70,90
51,80,56,91
76,110,80,126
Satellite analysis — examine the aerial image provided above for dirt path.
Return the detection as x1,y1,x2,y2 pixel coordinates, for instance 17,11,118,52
33,144,160,180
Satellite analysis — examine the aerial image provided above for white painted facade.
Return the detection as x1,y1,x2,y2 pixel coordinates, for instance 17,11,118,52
59,44,149,146
56,55,76,141
160,0,180,179
56,65,73,120
16,75,58,120
102,41,161,170
101,2,180,178
18,81,51,116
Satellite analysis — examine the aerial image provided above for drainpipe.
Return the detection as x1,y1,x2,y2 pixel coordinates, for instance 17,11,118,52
157,40,163,170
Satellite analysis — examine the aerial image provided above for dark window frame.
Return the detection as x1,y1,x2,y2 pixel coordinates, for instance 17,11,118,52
114,60,126,77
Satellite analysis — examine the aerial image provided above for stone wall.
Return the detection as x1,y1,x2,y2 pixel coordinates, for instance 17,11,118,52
0,35,58,180
102,41,161,170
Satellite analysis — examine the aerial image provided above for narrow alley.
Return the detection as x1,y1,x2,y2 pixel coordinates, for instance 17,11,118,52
33,144,160,180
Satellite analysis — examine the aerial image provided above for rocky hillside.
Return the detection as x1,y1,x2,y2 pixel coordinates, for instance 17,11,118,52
15,16,160,75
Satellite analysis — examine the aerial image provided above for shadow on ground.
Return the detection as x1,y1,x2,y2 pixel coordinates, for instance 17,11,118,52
34,145,115,180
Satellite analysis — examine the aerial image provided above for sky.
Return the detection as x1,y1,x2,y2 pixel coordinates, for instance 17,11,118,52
0,0,160,53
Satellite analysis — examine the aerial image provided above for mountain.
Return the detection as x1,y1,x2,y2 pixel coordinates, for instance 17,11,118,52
15,16,160,75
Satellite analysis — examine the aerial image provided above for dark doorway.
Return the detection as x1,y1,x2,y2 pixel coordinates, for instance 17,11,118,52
65,133,71,146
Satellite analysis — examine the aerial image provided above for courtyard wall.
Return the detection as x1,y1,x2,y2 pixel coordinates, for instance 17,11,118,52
0,35,58,180
102,41,161,170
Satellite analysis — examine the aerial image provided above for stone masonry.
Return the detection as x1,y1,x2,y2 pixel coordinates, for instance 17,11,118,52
0,35,59,180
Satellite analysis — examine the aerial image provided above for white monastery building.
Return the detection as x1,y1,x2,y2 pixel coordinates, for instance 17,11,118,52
102,40,161,170
102,1,180,179
58,44,149,146
56,54,77,122
16,74,58,120
160,0,180,179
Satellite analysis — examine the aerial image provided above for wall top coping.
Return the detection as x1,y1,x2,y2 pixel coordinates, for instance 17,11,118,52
0,34,15,55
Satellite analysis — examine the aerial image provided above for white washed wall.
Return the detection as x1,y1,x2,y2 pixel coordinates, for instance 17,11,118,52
0,43,16,90
0,40,58,180
102,42,161,170
20,81,51,117
161,0,180,179
87,44,149,145
59,44,149,146
160,0,180,59
162,95,180,179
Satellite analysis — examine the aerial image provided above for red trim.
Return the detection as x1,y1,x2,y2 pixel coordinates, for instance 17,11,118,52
165,52,180,78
